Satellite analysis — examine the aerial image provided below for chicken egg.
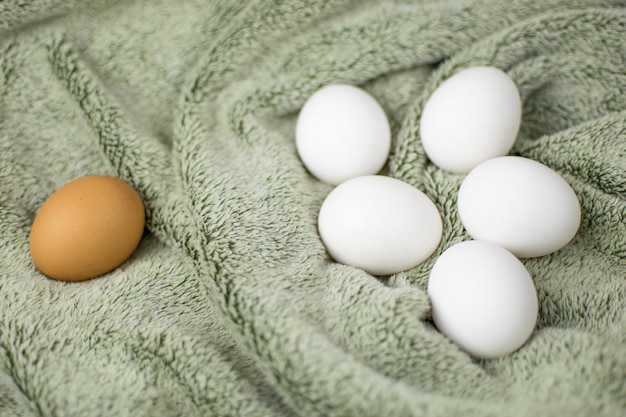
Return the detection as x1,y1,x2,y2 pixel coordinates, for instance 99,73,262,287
457,156,581,258
428,240,538,359
296,84,391,185
318,175,442,275
29,175,145,282
420,66,522,173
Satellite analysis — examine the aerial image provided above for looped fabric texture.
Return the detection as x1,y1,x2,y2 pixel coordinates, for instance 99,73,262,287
0,1,624,416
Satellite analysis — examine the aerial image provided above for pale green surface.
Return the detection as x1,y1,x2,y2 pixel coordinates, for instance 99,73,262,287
0,1,624,416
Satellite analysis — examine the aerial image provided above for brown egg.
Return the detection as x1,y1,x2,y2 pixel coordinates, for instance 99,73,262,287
29,175,145,282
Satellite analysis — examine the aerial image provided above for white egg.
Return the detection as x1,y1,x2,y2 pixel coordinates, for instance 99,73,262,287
420,66,522,174
428,240,538,359
318,175,442,275
457,156,581,258
296,84,391,185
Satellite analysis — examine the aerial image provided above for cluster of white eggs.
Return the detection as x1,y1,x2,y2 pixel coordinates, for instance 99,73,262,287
295,67,581,358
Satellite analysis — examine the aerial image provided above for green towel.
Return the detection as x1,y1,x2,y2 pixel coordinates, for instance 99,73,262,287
1,0,624,415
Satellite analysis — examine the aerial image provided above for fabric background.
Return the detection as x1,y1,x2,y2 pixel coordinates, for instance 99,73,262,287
0,1,624,416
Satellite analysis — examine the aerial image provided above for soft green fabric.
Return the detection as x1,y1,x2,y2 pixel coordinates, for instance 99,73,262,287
0,1,624,416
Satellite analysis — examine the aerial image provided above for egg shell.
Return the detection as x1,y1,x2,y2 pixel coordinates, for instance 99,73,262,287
428,240,538,359
318,175,442,275
457,156,581,258
420,66,522,173
29,175,145,282
296,84,391,185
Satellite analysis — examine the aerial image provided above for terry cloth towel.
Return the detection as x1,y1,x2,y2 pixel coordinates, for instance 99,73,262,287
0,0,625,416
